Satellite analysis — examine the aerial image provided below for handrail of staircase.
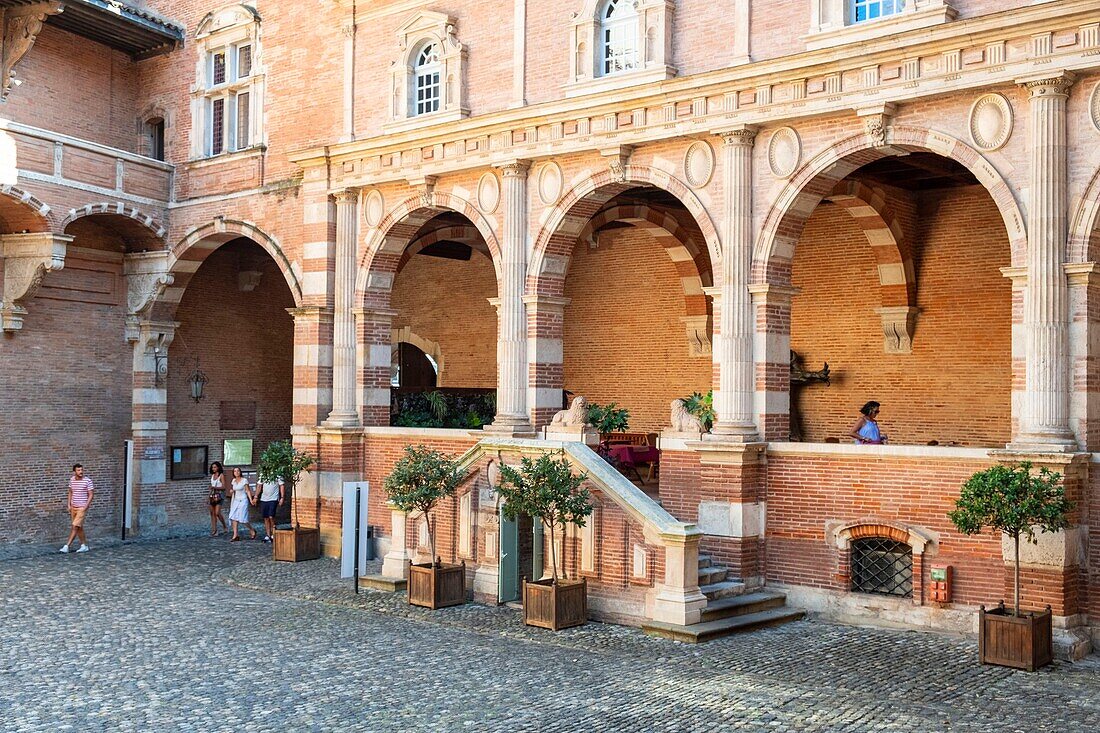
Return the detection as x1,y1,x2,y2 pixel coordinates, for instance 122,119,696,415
455,436,701,542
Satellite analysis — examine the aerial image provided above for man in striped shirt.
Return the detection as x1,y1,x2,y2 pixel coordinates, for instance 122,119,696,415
60,463,94,554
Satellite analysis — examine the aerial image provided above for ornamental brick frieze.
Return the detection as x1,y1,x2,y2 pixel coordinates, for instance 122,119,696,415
0,231,69,332
1,2,62,102
303,2,1100,186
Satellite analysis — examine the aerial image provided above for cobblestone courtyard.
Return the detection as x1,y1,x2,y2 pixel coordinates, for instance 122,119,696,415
2,538,1098,732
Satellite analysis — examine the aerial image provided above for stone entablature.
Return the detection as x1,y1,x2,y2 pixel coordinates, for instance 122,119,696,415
294,0,1099,186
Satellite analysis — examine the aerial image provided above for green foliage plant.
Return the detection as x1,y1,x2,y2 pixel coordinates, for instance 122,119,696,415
948,461,1071,617
384,445,463,568
586,401,630,435
681,391,715,432
257,440,316,529
495,451,593,584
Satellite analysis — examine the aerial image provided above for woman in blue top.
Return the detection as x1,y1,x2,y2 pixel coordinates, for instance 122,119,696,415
850,401,887,445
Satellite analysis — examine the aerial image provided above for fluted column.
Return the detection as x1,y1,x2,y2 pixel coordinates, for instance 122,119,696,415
1016,73,1076,449
710,126,759,440
324,188,360,427
487,161,534,436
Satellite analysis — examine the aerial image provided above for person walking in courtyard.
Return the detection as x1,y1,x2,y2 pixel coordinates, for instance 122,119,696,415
208,461,228,537
850,401,888,445
257,472,284,543
60,464,93,554
227,467,258,542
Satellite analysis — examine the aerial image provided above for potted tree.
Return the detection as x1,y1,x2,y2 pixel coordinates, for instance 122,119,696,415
948,461,1072,671
586,401,630,458
496,451,593,631
384,445,466,609
259,440,318,562
680,391,715,432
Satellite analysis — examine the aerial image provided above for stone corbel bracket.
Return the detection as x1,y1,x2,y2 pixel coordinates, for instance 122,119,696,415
856,102,899,150
600,145,634,182
0,232,70,331
2,2,64,101
123,251,174,341
680,314,711,357
876,305,920,354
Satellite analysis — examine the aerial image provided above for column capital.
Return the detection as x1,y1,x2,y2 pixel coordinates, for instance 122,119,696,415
125,318,179,350
747,282,801,305
286,305,334,323
333,187,361,204
716,125,758,147
1016,71,1075,99
493,159,531,177
352,306,399,321
521,293,571,313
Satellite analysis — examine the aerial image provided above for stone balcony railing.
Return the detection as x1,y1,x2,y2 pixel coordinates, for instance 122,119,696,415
0,120,173,207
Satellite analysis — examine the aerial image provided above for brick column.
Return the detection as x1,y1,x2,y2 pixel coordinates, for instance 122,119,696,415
1014,73,1076,449
523,294,570,429
710,126,759,440
694,442,767,588
127,319,177,535
355,305,398,427
325,188,361,428
749,283,799,441
487,160,534,436
288,306,333,430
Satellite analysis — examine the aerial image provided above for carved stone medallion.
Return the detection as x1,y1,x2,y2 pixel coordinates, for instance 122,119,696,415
1091,82,1100,134
363,189,385,228
968,93,1013,151
767,127,801,178
476,171,500,213
683,140,715,188
537,162,563,205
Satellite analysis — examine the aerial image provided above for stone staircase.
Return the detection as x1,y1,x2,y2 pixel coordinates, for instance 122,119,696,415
642,554,804,643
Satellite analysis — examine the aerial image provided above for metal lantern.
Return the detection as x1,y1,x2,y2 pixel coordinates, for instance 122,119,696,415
188,362,208,402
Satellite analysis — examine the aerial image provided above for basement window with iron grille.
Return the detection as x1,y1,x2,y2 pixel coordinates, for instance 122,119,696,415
850,537,912,598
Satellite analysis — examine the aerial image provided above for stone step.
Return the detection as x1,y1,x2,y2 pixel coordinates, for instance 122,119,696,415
642,607,806,643
359,574,407,592
697,565,730,586
700,580,745,601
701,591,788,623
697,554,714,569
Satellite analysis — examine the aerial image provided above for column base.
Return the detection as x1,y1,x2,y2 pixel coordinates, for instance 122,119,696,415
1006,433,1079,454
483,420,536,438
708,422,761,442
321,412,362,429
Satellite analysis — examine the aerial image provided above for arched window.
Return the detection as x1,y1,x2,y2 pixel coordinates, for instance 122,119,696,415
413,43,442,116
600,0,638,77
144,117,165,161
850,537,912,597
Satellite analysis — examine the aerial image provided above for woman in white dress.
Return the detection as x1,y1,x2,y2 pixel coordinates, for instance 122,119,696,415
227,467,257,542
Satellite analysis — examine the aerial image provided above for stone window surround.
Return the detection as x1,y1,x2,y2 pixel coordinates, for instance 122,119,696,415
566,0,675,99
832,520,934,605
385,10,469,134
189,5,265,162
805,0,957,52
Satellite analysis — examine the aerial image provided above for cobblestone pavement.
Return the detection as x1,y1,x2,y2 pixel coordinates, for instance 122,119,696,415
2,538,1098,733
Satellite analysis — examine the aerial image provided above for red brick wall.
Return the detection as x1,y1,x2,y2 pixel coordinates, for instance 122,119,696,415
790,186,1011,447
390,251,498,389
562,226,711,432
11,26,138,152
162,240,294,530
0,245,129,544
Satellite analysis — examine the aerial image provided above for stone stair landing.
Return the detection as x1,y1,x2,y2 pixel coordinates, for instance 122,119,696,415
642,554,804,643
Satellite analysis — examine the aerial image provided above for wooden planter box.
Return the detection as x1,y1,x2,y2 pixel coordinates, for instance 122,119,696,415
272,527,320,563
979,604,1053,671
407,562,467,609
522,578,588,631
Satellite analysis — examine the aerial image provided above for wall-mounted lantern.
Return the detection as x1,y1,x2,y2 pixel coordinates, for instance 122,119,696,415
188,362,208,403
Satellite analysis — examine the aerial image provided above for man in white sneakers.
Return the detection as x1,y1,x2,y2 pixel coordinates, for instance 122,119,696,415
257,473,284,542
60,463,93,554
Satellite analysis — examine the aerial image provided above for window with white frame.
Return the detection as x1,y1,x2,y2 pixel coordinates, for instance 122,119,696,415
191,6,264,160
413,43,441,116
567,0,674,95
600,0,639,76
850,0,904,23
387,11,468,129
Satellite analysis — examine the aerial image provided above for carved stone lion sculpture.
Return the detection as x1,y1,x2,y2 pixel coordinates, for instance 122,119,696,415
551,395,589,427
670,398,705,433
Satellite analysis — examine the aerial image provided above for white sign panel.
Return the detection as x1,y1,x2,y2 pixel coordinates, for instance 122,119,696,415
340,481,370,578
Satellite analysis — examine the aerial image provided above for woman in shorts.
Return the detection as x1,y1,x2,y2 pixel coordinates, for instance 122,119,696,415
208,461,228,537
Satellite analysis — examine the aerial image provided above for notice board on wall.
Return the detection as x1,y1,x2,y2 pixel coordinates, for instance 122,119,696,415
219,400,256,430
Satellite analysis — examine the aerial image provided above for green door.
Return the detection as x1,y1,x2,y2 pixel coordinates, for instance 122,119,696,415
498,507,519,603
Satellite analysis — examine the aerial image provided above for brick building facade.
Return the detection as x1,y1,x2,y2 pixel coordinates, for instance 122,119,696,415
2,0,1100,656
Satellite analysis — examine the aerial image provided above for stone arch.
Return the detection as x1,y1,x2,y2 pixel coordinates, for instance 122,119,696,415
528,165,721,298
396,223,493,274
1068,164,1100,264
61,203,167,243
159,217,302,316
356,191,502,307
391,325,444,385
824,180,914,307
753,126,1027,283
833,520,933,554
576,203,712,317
0,184,51,232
